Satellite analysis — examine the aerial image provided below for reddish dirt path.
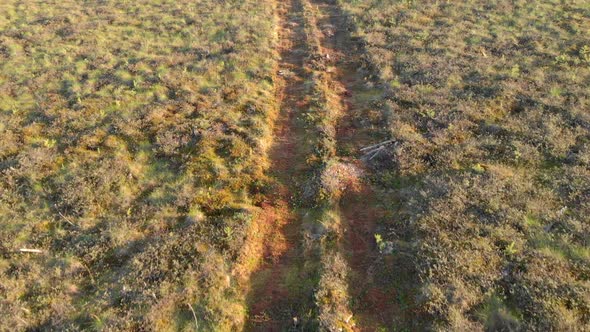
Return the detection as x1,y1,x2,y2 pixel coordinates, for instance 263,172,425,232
237,0,418,329
240,0,318,330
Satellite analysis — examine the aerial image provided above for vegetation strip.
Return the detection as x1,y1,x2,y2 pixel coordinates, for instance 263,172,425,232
336,0,590,330
0,0,279,329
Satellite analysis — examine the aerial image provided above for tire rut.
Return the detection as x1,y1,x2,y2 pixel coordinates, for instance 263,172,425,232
308,0,417,330
242,0,319,330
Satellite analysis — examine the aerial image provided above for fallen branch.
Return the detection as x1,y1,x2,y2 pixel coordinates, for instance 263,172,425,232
360,139,395,152
363,144,385,155
367,146,385,160
360,146,384,161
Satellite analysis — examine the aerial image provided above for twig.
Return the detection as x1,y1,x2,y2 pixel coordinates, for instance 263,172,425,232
81,262,96,285
58,211,77,227
19,248,43,254
345,314,353,324
187,302,199,331
16,315,27,325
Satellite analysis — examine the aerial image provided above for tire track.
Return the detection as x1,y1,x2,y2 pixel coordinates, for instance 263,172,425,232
307,0,419,330
240,0,320,330
239,0,419,330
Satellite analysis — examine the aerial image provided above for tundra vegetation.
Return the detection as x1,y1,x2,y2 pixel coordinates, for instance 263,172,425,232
0,0,589,330
337,0,590,330
0,0,277,329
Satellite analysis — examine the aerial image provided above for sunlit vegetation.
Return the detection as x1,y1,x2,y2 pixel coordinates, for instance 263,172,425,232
2,0,589,329
0,0,278,329
339,0,590,329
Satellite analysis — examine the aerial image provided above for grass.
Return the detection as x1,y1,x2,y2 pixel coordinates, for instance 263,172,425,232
337,0,590,329
477,294,522,332
0,0,278,329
